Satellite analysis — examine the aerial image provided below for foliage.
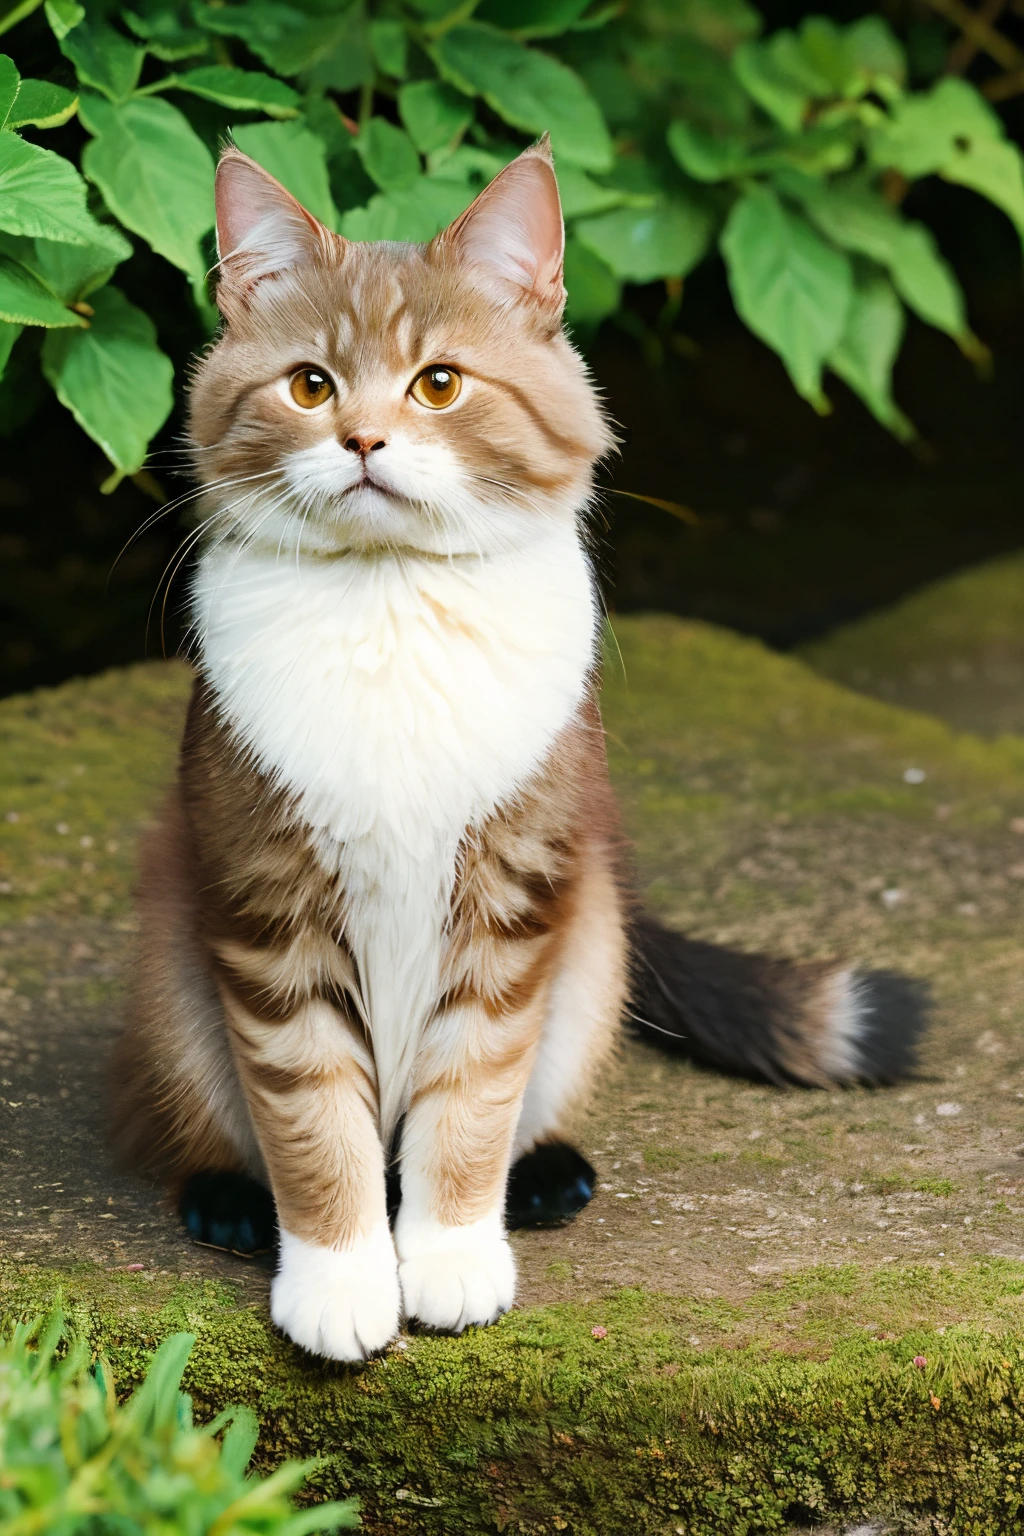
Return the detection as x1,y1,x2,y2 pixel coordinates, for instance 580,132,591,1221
0,1310,359,1533
0,0,1022,476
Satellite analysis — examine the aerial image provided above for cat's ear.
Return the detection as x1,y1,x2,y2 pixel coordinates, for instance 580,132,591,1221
434,136,565,313
214,148,339,309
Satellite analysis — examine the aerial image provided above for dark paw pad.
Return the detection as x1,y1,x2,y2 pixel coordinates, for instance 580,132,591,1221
179,1171,277,1256
506,1142,596,1229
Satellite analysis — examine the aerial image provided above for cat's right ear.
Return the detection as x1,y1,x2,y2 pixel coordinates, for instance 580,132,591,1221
214,148,339,314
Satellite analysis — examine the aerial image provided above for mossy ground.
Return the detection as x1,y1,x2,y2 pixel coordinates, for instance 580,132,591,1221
5,606,1024,1531
801,553,1024,737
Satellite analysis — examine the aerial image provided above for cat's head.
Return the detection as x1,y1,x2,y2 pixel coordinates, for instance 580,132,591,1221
188,137,613,560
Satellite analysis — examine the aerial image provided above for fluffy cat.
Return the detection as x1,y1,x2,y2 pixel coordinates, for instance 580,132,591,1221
113,139,925,1361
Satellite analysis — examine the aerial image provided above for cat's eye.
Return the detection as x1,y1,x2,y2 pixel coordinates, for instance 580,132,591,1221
289,368,335,409
410,365,462,410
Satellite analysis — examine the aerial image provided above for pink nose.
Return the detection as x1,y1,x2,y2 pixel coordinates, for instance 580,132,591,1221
343,434,386,455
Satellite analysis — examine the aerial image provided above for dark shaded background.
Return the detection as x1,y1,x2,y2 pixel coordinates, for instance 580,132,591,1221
3,0,1023,696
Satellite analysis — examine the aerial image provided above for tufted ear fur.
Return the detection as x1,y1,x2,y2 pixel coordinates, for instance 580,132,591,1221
214,148,341,312
433,135,565,313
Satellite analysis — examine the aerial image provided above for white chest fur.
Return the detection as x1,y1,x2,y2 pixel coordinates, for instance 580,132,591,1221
192,526,597,1133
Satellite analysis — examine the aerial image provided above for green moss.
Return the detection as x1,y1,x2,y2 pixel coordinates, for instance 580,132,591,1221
802,553,1024,678
7,619,1024,927
6,1259,1024,1534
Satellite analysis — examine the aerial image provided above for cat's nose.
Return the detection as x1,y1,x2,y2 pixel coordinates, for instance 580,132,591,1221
342,433,386,456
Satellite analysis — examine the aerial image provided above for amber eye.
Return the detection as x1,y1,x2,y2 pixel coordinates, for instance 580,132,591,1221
410,365,462,410
289,367,335,409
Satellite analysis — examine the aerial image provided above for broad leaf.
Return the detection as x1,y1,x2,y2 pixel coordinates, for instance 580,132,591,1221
870,77,1001,179
59,18,144,102
787,177,981,356
798,16,905,98
0,246,84,325
0,133,107,245
7,79,78,129
669,119,856,182
31,225,132,302
398,79,473,156
172,66,300,119
369,18,407,79
42,284,173,472
80,92,214,282
194,2,358,77
44,0,83,41
475,0,595,37
340,175,472,242
122,7,209,61
564,235,619,326
733,32,831,132
0,51,17,126
0,317,19,375
941,136,1024,244
575,198,714,283
721,184,852,410
556,165,624,219
355,117,420,193
232,120,337,230
433,24,613,171
827,269,914,440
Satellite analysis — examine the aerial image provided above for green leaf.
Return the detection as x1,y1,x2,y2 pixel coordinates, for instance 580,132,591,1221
0,222,131,306
0,247,84,325
564,235,619,326
556,165,624,219
721,184,852,411
0,315,19,375
340,175,472,242
827,268,914,440
80,92,214,283
941,136,1024,244
733,32,830,132
785,177,980,355
0,133,106,245
433,24,613,172
32,225,132,302
58,18,144,103
43,0,83,41
668,119,856,182
7,79,78,130
398,79,473,157
369,18,407,79
355,117,420,193
194,2,359,77
173,66,300,119
870,77,1000,179
474,0,595,38
122,7,208,62
797,16,905,98
0,51,17,127
232,120,337,230
575,198,714,284
840,16,906,91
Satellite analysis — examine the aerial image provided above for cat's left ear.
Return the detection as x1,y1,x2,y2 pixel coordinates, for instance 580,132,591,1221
434,136,565,313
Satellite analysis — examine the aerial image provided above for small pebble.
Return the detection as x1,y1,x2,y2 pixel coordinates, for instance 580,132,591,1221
903,768,926,784
935,1102,962,1117
881,887,905,909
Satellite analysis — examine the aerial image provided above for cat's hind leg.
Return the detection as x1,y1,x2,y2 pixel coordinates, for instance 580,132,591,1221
509,839,628,1225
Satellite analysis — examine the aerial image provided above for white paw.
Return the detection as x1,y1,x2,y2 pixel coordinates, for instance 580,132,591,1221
271,1221,401,1361
396,1211,516,1332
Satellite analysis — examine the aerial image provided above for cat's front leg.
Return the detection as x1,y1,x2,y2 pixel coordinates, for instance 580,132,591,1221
395,994,547,1332
219,985,400,1361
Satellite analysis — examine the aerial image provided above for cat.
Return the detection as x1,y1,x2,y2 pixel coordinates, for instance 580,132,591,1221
112,138,926,1361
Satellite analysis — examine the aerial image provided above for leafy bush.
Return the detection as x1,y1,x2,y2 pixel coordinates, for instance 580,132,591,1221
0,0,1022,479
0,1311,359,1533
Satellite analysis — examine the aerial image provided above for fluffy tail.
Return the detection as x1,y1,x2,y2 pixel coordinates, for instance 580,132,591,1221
628,914,927,1086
